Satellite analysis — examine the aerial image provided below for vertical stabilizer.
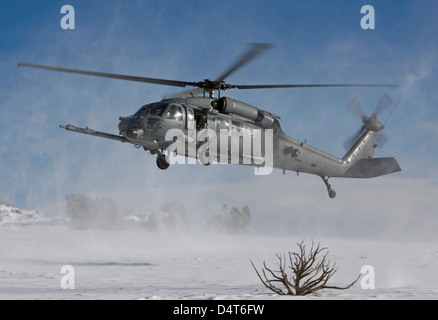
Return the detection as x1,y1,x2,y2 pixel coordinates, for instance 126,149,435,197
341,127,401,178
342,129,381,164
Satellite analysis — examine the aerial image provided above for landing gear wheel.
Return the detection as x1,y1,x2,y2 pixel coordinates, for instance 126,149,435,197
198,149,211,166
321,176,336,199
156,155,170,170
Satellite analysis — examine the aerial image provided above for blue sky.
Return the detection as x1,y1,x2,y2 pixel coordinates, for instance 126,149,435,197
1,0,438,240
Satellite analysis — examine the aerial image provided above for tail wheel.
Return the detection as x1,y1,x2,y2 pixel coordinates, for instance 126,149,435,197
328,189,336,199
321,176,336,199
198,149,212,166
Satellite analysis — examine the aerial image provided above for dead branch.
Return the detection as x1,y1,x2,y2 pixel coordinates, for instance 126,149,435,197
251,240,360,296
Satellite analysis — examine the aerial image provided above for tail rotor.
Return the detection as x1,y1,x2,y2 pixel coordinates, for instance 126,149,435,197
344,93,392,151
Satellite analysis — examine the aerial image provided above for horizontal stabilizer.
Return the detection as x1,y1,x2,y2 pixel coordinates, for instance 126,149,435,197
342,157,401,178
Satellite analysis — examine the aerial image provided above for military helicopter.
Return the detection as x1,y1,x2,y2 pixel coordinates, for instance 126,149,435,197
18,44,401,198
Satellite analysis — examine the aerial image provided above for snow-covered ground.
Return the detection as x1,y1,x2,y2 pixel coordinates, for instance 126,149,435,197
1,203,437,300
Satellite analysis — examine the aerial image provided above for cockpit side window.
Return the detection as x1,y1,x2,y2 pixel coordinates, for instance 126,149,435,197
217,117,229,131
232,121,244,132
187,108,195,130
166,104,183,121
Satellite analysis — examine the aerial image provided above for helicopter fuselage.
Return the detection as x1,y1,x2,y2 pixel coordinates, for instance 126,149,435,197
115,97,387,178
60,95,400,198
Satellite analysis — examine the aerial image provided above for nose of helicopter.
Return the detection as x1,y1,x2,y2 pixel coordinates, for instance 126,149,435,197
118,116,145,139
118,117,129,134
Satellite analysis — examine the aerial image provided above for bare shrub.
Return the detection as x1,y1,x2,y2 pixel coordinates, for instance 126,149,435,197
250,240,360,296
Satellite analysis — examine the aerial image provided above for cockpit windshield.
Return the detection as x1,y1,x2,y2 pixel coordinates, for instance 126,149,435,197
133,104,152,117
133,102,167,118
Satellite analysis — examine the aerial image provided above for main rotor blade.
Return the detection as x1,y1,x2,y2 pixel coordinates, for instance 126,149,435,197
216,43,273,82
17,63,194,88
232,84,399,89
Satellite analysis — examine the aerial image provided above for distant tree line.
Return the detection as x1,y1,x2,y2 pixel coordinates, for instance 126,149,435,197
206,204,251,234
66,194,251,234
65,194,189,231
